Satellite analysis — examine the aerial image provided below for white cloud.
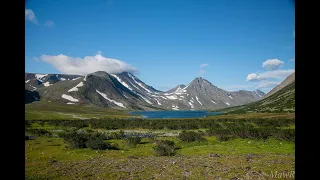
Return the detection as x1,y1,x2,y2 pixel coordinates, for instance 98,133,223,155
258,81,280,88
262,59,284,70
290,58,295,62
246,69,295,81
200,64,208,68
25,9,38,24
246,73,259,81
96,50,103,55
199,69,206,75
40,54,139,75
44,20,55,27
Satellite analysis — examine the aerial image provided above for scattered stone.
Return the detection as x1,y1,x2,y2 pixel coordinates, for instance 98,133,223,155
230,177,240,180
128,156,138,159
209,153,220,158
49,160,57,163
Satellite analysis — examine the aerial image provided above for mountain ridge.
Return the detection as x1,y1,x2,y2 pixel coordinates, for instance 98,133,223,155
25,71,265,110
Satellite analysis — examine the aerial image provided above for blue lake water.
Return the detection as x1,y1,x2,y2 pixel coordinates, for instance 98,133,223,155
129,110,222,119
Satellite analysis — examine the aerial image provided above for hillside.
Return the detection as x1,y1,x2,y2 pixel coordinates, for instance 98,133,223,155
218,81,295,114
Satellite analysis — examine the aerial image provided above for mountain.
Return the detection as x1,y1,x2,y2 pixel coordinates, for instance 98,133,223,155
219,77,295,114
265,72,295,98
166,85,186,94
25,90,40,104
154,77,265,110
25,73,82,91
25,71,264,110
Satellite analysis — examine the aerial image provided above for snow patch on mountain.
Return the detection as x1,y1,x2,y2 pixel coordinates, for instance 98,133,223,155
43,82,52,87
196,96,202,105
128,81,141,91
225,102,230,106
68,82,84,92
166,95,178,100
62,94,79,102
155,98,161,105
110,74,133,91
188,102,194,108
96,90,125,108
136,93,152,104
172,105,179,110
29,85,37,91
35,74,48,82
25,79,30,83
72,77,81,81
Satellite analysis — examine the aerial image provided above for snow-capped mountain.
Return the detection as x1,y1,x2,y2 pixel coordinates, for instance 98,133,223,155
25,71,265,110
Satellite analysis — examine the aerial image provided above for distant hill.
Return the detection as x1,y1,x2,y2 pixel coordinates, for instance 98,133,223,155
265,72,295,98
218,73,295,114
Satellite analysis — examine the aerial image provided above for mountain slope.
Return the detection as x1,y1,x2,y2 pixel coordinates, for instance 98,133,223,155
219,81,295,114
265,72,295,98
25,90,40,104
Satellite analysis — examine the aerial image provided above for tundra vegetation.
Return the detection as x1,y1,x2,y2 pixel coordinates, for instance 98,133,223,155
25,112,295,179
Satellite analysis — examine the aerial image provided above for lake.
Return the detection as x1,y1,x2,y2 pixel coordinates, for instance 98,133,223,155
129,110,222,119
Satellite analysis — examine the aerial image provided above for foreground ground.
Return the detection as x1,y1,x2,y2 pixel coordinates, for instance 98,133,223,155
26,136,294,180
25,117,295,179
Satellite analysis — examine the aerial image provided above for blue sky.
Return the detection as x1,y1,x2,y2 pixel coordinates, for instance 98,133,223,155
25,0,295,93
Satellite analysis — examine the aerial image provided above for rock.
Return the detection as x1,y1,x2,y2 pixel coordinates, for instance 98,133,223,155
208,153,220,158
128,156,138,159
230,177,240,180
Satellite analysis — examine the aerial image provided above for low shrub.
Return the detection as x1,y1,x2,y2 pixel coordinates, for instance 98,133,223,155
25,129,52,136
125,136,141,147
178,131,204,142
59,131,116,150
153,140,176,156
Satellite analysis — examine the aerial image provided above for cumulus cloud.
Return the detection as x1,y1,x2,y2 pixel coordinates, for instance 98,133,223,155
40,54,139,75
96,50,103,55
199,69,206,75
25,9,38,24
200,64,208,68
44,20,55,27
258,81,280,88
262,59,284,70
246,73,259,81
246,69,295,81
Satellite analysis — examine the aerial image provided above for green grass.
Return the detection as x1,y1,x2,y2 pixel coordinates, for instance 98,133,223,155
26,135,294,179
25,101,138,120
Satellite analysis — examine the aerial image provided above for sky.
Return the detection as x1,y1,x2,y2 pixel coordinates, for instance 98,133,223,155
25,0,295,93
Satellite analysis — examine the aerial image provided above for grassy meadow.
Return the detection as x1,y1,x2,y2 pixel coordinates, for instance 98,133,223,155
25,102,295,179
